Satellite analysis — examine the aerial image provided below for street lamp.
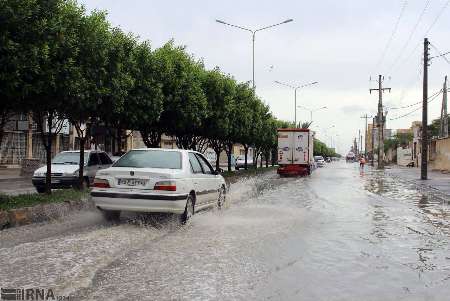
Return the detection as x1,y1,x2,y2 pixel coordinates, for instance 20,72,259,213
216,18,293,90
297,105,327,123
274,80,318,126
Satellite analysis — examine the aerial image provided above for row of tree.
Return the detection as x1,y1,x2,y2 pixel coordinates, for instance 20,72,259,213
0,0,336,193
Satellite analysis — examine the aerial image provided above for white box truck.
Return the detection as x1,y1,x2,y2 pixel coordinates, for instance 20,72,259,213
277,128,314,176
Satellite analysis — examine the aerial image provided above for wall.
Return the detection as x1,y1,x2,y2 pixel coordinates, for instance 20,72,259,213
430,137,450,171
0,131,69,165
397,147,413,166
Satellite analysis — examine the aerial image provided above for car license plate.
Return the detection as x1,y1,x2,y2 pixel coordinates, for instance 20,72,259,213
117,178,147,187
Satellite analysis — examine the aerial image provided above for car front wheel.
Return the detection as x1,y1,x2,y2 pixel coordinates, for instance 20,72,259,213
36,186,46,193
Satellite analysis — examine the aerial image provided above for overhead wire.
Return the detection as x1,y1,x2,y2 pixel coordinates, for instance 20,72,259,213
388,88,440,110
430,42,450,65
375,0,408,70
390,0,450,74
387,0,432,73
388,89,442,120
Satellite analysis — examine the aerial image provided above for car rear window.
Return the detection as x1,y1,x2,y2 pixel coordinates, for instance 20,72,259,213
113,150,182,169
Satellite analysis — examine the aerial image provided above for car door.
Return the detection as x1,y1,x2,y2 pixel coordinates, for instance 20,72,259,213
87,152,101,184
188,152,208,207
195,153,220,205
98,152,113,169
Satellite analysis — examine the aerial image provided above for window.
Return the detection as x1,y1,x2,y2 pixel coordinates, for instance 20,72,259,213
195,153,214,174
113,150,182,169
88,153,100,166
188,153,203,173
99,152,112,165
52,152,88,166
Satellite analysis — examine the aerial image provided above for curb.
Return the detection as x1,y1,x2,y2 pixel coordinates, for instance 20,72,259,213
0,177,31,183
0,198,94,230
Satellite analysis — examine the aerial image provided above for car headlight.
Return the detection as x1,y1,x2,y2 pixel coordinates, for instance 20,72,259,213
72,170,80,176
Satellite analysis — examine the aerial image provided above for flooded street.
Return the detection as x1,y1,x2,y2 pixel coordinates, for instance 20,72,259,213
1,162,450,300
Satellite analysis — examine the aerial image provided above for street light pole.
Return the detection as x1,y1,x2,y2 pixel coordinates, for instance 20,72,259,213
216,19,293,91
297,105,327,123
275,81,318,126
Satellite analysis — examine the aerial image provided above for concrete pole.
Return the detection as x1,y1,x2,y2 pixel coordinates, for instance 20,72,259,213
421,38,429,180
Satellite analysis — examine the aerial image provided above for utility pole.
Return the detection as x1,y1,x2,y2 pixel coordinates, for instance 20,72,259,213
360,114,372,157
440,76,448,138
371,116,376,166
370,75,391,169
421,38,430,180
358,129,361,155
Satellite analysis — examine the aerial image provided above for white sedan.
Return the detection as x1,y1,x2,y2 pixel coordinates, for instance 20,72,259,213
91,148,227,223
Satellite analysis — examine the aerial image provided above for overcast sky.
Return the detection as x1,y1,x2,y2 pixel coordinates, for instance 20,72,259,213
79,0,450,154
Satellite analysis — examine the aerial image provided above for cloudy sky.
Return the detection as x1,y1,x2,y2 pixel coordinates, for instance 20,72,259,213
79,0,450,154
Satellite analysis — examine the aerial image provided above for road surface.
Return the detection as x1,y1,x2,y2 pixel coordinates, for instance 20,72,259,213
1,162,449,300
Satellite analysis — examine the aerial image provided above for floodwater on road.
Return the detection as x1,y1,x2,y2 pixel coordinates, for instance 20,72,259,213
0,162,449,300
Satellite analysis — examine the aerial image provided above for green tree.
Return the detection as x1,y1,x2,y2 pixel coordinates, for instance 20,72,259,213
62,9,113,188
128,42,163,147
9,0,85,193
148,42,208,150
96,28,137,151
234,83,256,170
202,68,236,171
0,0,40,145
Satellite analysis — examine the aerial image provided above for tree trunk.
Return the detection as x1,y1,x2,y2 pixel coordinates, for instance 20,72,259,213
44,115,53,194
215,149,220,171
209,139,223,172
78,136,85,189
176,135,195,150
140,130,161,148
265,151,269,168
244,144,249,170
225,142,233,172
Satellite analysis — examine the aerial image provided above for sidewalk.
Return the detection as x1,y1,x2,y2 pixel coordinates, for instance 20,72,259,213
0,168,25,182
386,165,450,197
0,168,35,195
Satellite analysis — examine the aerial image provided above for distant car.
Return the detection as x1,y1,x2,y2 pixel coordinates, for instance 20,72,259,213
235,155,253,170
91,148,227,223
325,157,332,163
32,150,113,193
314,156,326,167
346,152,356,162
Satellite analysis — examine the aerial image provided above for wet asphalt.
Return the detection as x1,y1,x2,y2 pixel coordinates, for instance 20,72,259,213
0,162,449,301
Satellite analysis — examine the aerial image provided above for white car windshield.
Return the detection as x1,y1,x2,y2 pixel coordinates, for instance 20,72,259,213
52,152,88,165
113,150,182,169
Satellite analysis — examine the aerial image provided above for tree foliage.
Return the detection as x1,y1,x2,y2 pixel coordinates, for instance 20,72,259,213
1,0,328,191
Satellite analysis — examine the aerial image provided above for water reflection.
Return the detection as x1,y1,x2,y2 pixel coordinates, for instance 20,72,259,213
361,168,450,288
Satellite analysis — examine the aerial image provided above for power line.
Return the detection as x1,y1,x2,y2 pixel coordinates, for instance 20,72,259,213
388,89,442,120
392,60,423,106
430,42,450,65
390,0,450,74
423,0,450,36
388,0,431,73
375,0,408,70
388,88,440,110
